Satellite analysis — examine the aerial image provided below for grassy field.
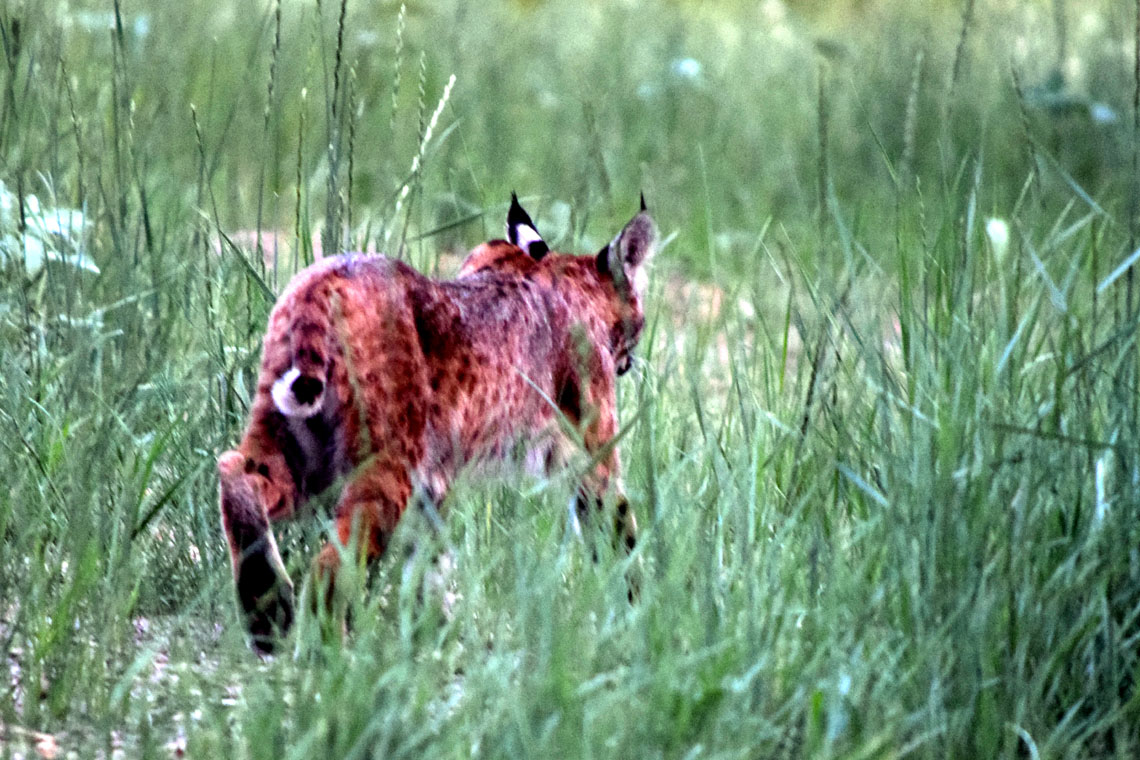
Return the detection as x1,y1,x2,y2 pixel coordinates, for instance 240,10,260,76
2,0,1139,756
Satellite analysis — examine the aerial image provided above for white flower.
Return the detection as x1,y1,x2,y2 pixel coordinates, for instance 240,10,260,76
986,217,1010,265
671,57,702,81
40,209,86,239
1089,102,1118,125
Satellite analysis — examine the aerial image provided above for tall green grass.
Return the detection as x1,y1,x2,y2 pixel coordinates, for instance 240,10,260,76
1,0,1138,757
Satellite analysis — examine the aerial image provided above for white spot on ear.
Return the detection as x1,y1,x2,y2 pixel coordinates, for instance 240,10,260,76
514,223,544,253
272,366,322,418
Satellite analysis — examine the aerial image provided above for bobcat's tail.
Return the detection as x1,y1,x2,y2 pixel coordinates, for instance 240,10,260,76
271,286,334,418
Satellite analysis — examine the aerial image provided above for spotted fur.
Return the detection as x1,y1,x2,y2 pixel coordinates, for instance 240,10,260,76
219,197,657,652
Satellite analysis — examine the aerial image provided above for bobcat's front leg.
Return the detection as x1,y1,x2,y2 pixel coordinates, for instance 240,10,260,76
572,458,641,605
567,375,640,599
218,450,296,654
573,460,638,556
563,363,639,552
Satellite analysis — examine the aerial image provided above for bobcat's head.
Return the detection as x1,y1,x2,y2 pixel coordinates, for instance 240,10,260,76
507,193,658,375
594,196,657,374
460,193,658,376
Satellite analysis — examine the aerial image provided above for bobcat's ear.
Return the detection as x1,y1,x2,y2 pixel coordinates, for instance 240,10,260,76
596,202,658,297
507,193,549,260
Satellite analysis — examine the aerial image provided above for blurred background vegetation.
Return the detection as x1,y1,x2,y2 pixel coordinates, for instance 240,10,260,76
1,0,1132,270
2,0,1138,757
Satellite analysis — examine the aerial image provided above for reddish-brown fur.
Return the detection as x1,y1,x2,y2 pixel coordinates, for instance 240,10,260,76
219,199,656,652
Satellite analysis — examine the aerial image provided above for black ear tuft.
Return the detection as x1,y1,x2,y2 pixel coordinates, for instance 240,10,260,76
640,192,647,212
506,193,548,260
507,193,530,244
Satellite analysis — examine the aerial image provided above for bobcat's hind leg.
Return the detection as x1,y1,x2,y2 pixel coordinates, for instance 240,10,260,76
308,457,414,622
218,450,296,654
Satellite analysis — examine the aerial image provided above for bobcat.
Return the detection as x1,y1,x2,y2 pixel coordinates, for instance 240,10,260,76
218,195,657,652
